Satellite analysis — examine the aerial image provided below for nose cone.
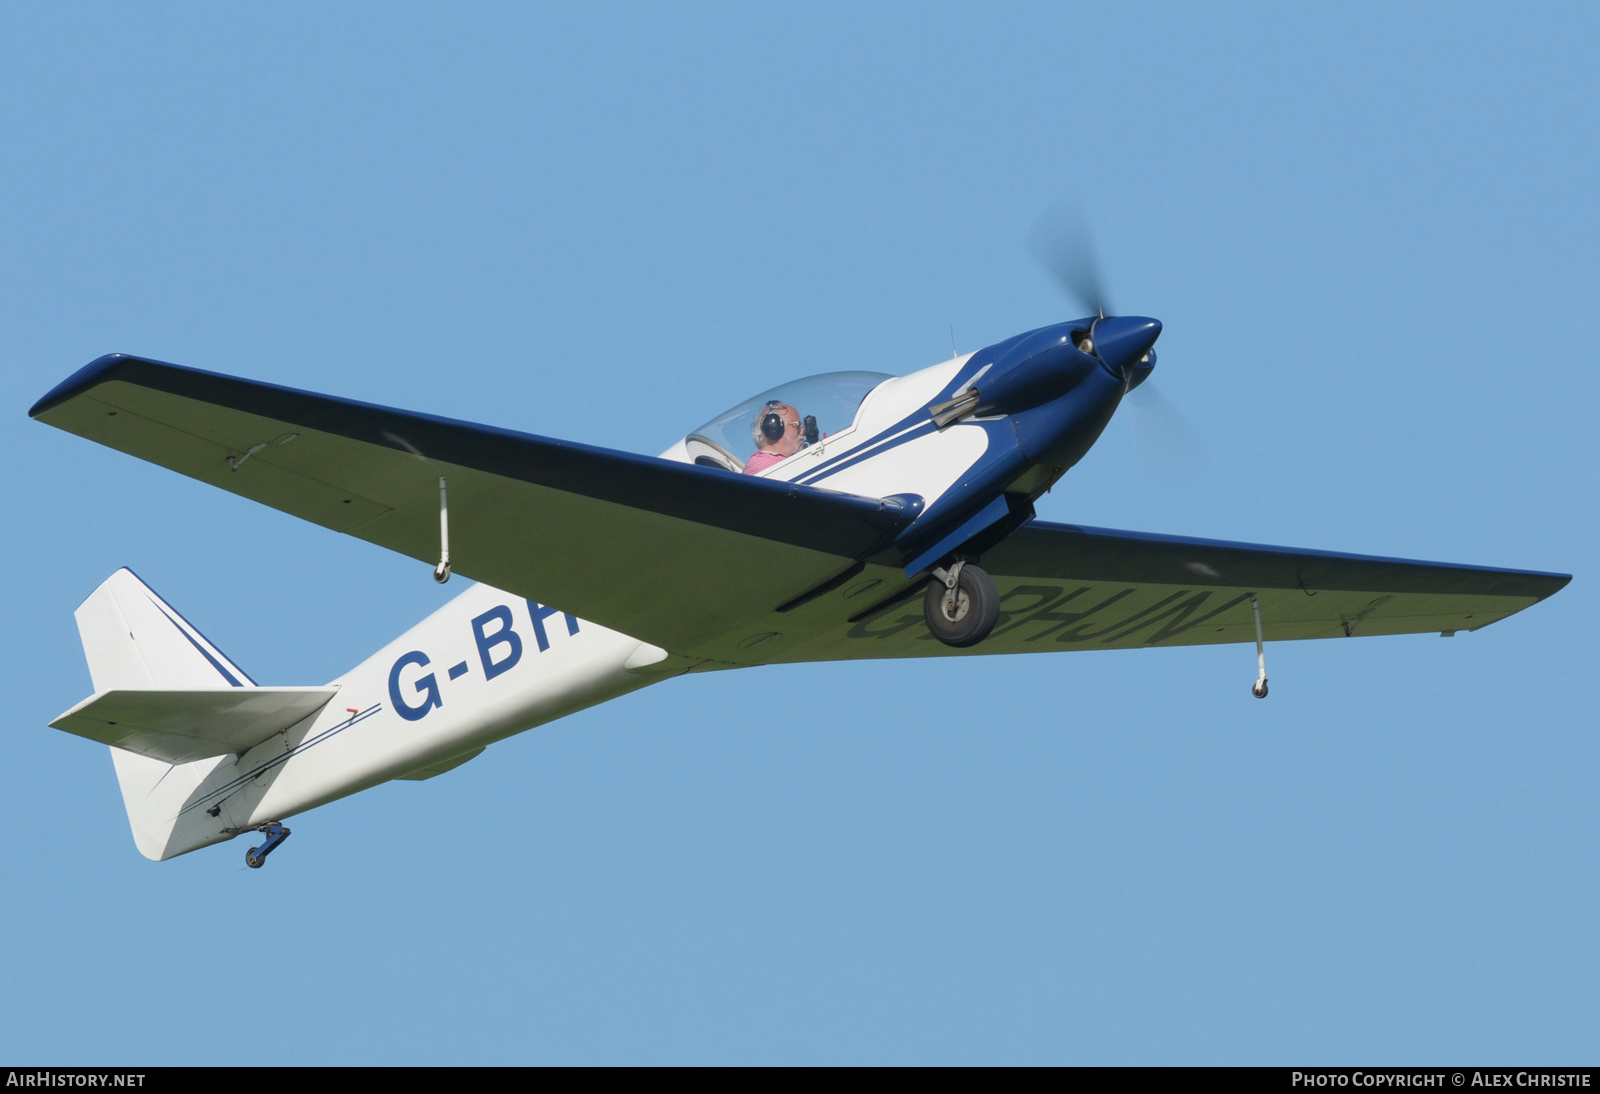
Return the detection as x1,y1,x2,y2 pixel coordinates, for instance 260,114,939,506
1091,316,1162,379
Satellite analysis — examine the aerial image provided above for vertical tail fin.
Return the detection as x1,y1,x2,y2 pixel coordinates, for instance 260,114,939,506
74,569,255,859
75,568,254,691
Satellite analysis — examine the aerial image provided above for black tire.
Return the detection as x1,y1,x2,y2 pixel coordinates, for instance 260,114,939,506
923,564,1000,648
246,849,264,869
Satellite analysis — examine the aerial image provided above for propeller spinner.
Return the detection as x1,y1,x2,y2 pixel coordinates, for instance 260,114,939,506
1028,204,1201,477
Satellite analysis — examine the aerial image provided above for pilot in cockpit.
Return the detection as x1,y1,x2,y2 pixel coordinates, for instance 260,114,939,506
743,401,807,475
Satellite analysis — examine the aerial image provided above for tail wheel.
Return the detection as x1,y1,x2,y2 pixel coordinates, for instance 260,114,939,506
923,564,1000,648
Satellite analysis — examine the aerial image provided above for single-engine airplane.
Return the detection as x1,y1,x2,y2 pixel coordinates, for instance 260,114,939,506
30,278,1568,866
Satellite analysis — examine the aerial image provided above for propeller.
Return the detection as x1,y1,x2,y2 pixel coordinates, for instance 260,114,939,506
1027,201,1113,318
1126,381,1205,485
1026,202,1205,482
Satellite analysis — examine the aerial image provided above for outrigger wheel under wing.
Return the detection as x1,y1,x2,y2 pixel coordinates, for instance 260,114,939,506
30,354,916,655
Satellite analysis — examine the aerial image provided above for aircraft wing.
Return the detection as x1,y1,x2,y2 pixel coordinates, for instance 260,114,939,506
728,521,1569,666
30,355,913,652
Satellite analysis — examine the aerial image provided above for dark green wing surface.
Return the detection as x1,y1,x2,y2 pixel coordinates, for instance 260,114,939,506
31,355,911,652
32,355,1566,667
717,522,1569,666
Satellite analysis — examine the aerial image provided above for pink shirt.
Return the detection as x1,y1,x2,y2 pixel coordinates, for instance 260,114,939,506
743,451,787,475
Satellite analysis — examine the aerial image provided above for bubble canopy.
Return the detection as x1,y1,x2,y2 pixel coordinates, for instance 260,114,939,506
682,370,892,473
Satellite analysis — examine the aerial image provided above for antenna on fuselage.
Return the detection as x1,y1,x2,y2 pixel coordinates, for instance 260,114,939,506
949,326,959,360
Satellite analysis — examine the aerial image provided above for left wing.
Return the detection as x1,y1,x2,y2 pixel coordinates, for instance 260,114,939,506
691,521,1569,666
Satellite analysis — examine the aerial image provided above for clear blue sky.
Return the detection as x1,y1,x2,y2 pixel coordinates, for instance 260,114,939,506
2,2,1593,1065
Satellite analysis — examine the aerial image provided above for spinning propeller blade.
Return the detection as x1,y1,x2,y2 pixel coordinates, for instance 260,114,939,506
1028,203,1205,479
1127,381,1206,484
1027,201,1113,318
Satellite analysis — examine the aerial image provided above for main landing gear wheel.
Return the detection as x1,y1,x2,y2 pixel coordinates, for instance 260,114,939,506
923,562,1000,648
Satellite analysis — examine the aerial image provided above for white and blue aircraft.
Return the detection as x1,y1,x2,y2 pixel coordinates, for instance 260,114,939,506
30,309,1568,867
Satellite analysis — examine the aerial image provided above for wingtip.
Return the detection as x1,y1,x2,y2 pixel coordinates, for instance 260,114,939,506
1543,572,1574,597
28,353,140,419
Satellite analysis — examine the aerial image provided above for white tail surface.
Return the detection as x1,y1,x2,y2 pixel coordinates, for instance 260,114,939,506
51,687,338,764
75,568,254,691
72,569,259,859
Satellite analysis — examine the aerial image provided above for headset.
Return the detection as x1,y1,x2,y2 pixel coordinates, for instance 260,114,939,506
754,401,820,447
758,401,787,444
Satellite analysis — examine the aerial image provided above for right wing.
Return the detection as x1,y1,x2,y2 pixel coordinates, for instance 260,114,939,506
31,355,914,652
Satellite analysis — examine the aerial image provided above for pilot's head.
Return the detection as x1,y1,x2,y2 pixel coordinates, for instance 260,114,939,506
753,401,804,456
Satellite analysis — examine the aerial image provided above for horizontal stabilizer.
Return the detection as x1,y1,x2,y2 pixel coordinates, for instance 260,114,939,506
51,687,338,764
